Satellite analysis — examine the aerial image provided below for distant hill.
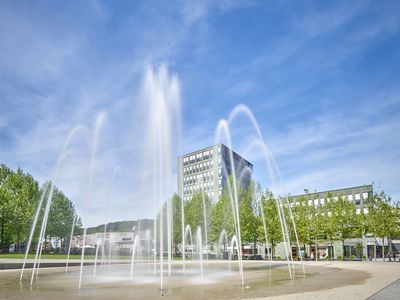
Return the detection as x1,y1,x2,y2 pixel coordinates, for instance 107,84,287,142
87,219,154,234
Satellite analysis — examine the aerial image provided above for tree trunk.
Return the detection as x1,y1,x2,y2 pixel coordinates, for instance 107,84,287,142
382,237,385,262
0,216,4,250
315,240,318,261
342,239,345,260
330,240,334,260
307,243,310,259
17,231,20,253
374,235,377,261
362,230,367,259
272,243,275,260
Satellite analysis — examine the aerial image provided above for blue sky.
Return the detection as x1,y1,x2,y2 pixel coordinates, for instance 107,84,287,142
1,0,399,226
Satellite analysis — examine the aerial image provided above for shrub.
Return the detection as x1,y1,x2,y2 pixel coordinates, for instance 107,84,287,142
325,255,331,260
362,255,367,260
336,256,342,260
349,255,356,261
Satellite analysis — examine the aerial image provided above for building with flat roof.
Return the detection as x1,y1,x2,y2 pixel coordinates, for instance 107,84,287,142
289,184,373,214
283,184,376,259
177,144,253,203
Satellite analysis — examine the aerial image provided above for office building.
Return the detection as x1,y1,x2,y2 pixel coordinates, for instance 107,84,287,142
284,184,375,259
289,184,373,214
177,144,253,203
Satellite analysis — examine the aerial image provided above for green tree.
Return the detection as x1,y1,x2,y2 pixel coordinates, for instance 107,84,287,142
367,191,398,261
309,201,325,260
322,193,338,259
184,191,212,240
239,184,262,254
46,184,77,251
291,195,312,255
156,194,186,253
0,164,13,250
330,195,359,260
172,194,182,251
261,192,283,258
210,187,235,244
7,168,40,252
289,194,324,260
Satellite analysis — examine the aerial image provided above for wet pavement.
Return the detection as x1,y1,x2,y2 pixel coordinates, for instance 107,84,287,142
0,260,374,299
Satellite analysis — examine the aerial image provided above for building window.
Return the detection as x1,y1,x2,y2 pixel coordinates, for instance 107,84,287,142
355,193,360,200
362,192,368,199
348,195,353,201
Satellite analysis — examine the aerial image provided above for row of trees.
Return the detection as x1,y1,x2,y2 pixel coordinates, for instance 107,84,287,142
289,190,400,259
0,164,80,253
161,180,400,260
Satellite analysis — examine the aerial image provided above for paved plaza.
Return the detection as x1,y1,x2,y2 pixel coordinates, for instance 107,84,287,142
0,260,399,299
255,261,400,300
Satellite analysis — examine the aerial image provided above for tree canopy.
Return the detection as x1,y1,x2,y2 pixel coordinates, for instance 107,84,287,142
0,164,81,253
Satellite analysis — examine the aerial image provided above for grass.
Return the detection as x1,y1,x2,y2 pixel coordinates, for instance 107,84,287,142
0,254,194,261
0,253,164,260
0,253,90,259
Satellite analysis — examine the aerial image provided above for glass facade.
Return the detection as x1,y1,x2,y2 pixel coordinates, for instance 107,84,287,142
178,144,253,203
289,184,374,214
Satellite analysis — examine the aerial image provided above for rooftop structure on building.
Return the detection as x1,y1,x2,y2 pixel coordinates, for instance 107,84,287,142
177,143,253,203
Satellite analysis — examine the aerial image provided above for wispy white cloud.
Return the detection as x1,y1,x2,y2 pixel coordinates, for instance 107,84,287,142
0,1,224,226
1,0,399,228
262,89,400,199
228,81,257,97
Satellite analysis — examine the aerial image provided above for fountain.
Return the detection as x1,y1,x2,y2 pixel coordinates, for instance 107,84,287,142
14,65,318,299
93,239,102,277
184,224,195,269
130,235,141,279
78,112,107,290
218,229,228,259
65,214,77,273
20,124,89,284
196,226,203,278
